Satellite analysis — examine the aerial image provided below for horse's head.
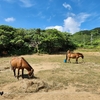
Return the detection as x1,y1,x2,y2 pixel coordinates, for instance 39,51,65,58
28,68,34,78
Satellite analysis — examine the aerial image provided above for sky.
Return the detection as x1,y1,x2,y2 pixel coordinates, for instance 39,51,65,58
0,0,100,34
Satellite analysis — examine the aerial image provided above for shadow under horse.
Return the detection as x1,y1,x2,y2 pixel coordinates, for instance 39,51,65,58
66,50,84,64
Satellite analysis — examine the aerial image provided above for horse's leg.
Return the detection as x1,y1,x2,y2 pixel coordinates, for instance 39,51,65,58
22,69,24,79
76,58,78,64
68,58,71,63
69,58,71,63
17,69,20,80
67,57,70,63
13,68,16,77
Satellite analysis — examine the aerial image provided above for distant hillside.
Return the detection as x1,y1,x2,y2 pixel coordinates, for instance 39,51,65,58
71,27,100,49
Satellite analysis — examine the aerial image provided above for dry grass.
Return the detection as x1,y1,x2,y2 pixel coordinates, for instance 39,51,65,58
0,51,100,100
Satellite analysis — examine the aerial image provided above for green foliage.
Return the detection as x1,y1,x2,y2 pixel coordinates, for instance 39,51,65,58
1,24,100,56
72,28,100,49
39,29,76,53
0,25,76,56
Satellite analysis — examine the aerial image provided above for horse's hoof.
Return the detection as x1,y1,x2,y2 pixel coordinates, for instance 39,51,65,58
17,76,19,80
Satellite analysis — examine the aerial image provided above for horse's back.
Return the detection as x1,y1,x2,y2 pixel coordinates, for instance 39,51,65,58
67,53,77,58
10,57,22,69
10,57,32,69
67,51,84,59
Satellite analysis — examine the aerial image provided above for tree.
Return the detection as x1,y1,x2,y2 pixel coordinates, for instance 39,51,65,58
0,26,16,55
0,25,78,56
39,29,75,53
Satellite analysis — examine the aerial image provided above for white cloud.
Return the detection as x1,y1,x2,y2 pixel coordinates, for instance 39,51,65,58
45,26,63,32
45,13,90,34
64,13,90,33
19,0,33,7
5,17,15,22
76,13,90,23
63,3,72,10
63,17,80,33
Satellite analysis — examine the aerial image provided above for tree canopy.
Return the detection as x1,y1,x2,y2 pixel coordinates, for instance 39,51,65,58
0,25,100,56
0,25,76,56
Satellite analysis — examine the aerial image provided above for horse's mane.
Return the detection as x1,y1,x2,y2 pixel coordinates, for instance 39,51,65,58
77,52,84,58
21,57,33,69
77,52,82,55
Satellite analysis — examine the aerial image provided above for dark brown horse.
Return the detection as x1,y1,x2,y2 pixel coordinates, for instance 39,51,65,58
10,57,34,79
66,50,84,63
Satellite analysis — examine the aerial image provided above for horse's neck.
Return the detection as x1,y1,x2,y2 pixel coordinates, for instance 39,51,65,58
22,57,33,71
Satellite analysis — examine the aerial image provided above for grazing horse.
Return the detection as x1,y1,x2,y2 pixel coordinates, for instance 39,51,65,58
66,50,84,63
10,57,34,79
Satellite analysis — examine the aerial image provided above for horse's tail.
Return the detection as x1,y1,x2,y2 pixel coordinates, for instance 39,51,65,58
10,59,13,70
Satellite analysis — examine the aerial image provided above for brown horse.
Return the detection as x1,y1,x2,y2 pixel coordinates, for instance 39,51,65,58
10,57,34,79
66,50,84,63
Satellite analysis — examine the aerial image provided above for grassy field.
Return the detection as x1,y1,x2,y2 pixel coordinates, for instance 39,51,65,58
0,50,100,99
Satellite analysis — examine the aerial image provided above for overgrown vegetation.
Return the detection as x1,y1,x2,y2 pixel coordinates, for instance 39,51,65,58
0,25,76,56
0,25,100,56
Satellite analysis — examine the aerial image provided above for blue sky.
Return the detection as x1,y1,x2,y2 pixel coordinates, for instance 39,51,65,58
0,0,100,34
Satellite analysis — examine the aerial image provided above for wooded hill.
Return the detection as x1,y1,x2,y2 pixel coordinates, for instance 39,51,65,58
0,25,100,56
72,27,100,49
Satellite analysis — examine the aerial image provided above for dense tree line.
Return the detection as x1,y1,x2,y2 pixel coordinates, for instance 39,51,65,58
1,25,100,56
0,25,76,56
